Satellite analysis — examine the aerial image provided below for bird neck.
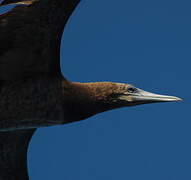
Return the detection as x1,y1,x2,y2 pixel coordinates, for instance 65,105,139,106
62,81,118,123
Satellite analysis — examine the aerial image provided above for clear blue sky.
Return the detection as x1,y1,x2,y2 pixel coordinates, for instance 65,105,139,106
1,0,190,179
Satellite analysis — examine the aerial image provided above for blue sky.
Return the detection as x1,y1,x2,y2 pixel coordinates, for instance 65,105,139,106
1,0,190,179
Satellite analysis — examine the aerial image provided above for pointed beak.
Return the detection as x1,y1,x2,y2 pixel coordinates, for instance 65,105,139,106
130,88,182,103
119,88,182,105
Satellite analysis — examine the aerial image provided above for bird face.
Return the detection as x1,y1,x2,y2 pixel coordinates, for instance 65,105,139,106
62,82,182,122
108,83,182,107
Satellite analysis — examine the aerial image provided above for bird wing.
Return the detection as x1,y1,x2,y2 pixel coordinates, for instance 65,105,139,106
0,129,36,180
0,0,80,81
0,0,37,6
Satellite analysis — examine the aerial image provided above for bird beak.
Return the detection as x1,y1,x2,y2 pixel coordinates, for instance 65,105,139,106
120,88,182,104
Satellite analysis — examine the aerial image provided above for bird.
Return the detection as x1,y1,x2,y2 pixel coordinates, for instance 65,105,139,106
0,0,181,179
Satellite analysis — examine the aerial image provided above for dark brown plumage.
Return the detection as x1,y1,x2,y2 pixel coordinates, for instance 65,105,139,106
0,0,181,179
0,129,35,180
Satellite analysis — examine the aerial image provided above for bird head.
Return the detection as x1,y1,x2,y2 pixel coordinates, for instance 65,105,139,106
63,81,182,122
102,82,182,107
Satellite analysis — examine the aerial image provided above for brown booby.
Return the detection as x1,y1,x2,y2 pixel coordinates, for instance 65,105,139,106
0,0,181,179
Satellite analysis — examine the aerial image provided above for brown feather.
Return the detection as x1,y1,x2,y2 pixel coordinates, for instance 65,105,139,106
62,81,130,122
0,0,80,81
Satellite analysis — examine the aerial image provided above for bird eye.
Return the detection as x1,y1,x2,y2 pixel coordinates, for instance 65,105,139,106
127,87,136,93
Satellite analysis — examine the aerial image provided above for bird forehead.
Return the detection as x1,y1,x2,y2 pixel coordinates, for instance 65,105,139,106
115,82,130,89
